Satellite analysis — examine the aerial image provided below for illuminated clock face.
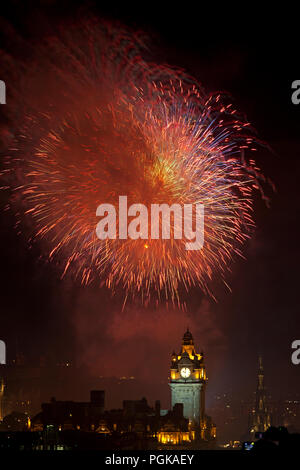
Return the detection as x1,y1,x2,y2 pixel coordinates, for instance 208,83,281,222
180,367,191,378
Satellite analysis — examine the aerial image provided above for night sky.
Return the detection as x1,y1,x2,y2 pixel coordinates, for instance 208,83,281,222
0,1,299,415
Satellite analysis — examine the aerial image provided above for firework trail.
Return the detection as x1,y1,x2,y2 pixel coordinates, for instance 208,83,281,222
0,18,271,306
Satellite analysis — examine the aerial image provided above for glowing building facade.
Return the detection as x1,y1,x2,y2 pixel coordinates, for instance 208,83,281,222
167,329,216,442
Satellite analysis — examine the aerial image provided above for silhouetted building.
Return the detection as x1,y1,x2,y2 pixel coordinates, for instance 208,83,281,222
32,390,105,432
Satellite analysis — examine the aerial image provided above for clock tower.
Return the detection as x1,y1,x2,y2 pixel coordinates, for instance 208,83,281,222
169,329,207,426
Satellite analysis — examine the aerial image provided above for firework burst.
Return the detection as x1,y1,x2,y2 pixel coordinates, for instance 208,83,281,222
0,19,270,306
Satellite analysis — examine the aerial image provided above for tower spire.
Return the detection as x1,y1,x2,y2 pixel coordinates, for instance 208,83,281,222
182,328,193,346
248,355,271,437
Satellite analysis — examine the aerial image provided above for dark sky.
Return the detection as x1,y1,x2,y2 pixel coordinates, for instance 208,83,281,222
0,1,299,412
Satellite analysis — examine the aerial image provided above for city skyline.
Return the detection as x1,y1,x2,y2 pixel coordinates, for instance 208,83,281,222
1,328,299,445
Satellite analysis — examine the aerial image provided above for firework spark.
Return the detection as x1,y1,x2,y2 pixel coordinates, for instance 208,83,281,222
0,19,270,306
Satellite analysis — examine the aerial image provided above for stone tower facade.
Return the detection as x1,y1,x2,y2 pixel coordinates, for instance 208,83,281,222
169,329,207,426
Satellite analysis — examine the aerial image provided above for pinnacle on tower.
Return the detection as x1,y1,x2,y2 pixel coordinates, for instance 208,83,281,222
182,328,193,345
